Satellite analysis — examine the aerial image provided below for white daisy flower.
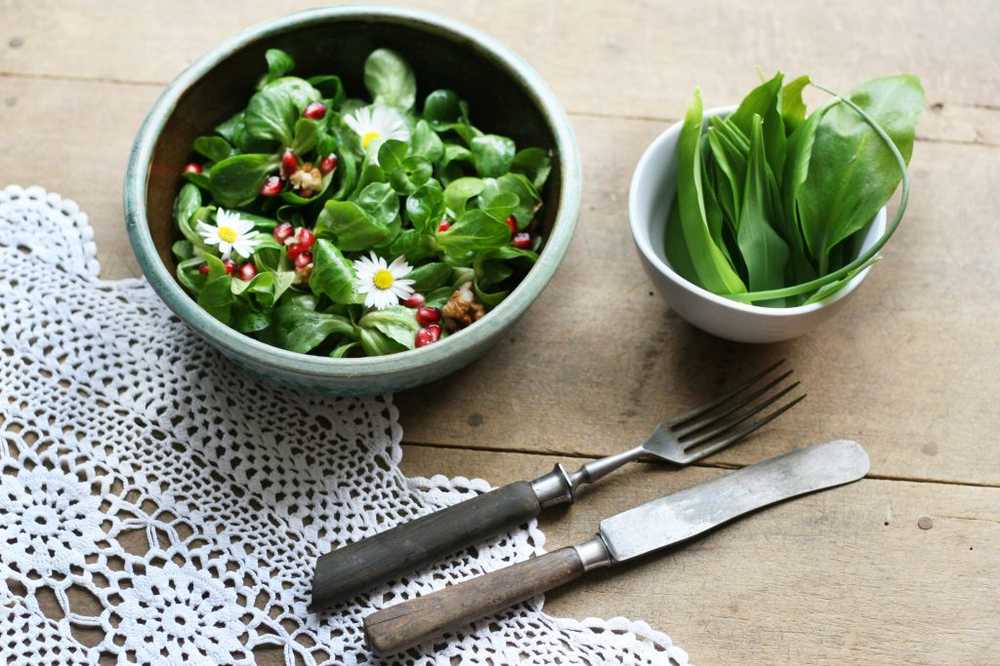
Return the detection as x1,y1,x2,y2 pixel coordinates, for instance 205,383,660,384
344,105,410,163
353,252,415,310
197,209,259,260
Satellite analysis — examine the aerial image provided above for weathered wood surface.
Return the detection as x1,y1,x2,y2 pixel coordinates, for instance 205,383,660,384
1,0,998,663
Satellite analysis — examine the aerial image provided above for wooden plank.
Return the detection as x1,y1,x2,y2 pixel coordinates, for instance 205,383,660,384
1,0,999,145
1,75,997,485
401,444,1000,666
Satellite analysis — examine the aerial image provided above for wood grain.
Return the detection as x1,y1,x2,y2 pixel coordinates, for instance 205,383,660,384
364,546,584,654
402,444,1000,666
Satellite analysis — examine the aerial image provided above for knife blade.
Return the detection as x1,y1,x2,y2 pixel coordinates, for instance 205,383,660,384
363,440,869,653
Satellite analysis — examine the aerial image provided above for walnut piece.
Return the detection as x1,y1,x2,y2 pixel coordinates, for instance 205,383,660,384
289,163,322,192
442,281,486,331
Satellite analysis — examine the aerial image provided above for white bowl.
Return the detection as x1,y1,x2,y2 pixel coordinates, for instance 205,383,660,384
628,105,885,343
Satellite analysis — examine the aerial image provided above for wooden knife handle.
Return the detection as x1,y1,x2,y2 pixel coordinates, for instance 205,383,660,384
364,546,585,654
311,481,541,609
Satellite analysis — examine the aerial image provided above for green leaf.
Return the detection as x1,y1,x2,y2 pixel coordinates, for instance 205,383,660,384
405,182,444,233
737,115,790,293
423,89,463,128
354,181,399,227
729,72,784,139
802,256,880,304
262,48,295,86
411,120,444,162
510,147,552,190
308,75,346,107
330,341,359,358
389,156,433,195
207,154,278,208
377,139,409,174
171,239,194,260
315,200,392,251
197,255,235,324
480,174,540,230
360,306,419,349
291,118,321,155
308,239,356,304
245,85,298,146
407,262,453,292
215,111,246,146
674,89,747,295
444,177,485,217
663,196,699,284
272,296,355,353
264,76,322,110
364,48,416,110
387,228,438,263
470,134,516,177
478,190,518,221
193,136,233,163
436,209,510,259
423,286,453,308
796,75,924,274
176,256,207,293
780,75,811,135
173,183,202,232
358,327,407,356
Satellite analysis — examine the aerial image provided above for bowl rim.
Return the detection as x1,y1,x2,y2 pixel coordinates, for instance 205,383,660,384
125,5,582,378
628,104,883,318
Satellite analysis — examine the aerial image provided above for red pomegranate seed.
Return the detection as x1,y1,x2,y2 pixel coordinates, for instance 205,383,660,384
272,222,294,243
260,175,284,197
415,326,442,348
512,232,532,249
183,163,203,175
198,264,210,275
319,153,338,174
505,215,518,235
222,259,235,275
416,306,441,327
296,227,316,249
286,242,305,260
236,262,258,281
280,150,298,178
303,102,327,120
437,219,451,233
294,251,313,269
402,293,425,308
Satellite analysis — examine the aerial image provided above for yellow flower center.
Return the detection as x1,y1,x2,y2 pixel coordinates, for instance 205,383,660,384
218,226,238,243
361,130,382,149
373,269,395,290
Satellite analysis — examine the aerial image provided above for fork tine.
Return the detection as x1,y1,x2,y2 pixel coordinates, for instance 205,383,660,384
681,393,807,462
668,358,786,430
672,368,794,439
680,380,800,450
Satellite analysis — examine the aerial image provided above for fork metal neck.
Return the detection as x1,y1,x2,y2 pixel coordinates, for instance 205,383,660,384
530,445,645,508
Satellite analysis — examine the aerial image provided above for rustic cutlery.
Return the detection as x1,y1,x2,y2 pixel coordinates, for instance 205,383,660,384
311,359,802,609
363,439,870,653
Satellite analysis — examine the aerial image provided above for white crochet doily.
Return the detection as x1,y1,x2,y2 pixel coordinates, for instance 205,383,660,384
0,185,689,666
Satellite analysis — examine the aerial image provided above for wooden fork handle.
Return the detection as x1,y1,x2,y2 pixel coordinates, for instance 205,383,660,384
364,546,585,654
311,481,542,609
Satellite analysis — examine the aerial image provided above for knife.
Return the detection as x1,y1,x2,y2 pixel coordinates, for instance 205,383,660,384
362,439,869,653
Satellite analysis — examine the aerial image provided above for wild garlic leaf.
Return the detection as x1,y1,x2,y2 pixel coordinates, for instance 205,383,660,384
675,89,747,295
796,75,924,273
736,115,790,293
780,75,811,135
364,49,417,110
729,72,784,138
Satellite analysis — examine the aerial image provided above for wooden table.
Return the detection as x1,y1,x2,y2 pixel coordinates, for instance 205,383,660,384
2,1,998,663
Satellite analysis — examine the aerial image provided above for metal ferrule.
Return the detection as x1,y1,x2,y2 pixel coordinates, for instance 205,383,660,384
573,535,613,571
529,445,647,509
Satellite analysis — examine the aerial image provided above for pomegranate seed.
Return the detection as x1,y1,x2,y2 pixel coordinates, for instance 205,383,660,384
299,189,314,199
286,242,305,260
272,222,294,243
402,293,425,308
303,102,327,120
222,259,235,275
237,262,258,281
260,175,283,197
415,326,442,348
280,150,298,178
296,227,316,249
416,306,441,327
198,264,210,275
183,163,203,175
505,215,518,235
512,232,532,249
437,219,451,233
319,153,338,174
294,251,313,269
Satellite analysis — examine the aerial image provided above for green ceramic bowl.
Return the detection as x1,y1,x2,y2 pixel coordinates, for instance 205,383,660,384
125,6,581,395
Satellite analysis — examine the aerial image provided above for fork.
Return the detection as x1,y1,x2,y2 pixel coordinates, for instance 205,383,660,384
310,359,804,610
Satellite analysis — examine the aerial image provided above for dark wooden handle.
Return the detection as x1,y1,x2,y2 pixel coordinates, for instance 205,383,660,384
311,480,541,609
364,546,585,654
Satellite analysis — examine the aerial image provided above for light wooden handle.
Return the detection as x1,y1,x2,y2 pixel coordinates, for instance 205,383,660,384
363,546,585,654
